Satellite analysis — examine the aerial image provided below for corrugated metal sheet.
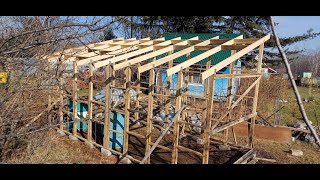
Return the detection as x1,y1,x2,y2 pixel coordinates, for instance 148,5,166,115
158,33,241,65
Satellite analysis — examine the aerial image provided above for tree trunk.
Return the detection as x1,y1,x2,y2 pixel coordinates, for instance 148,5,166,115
270,16,320,147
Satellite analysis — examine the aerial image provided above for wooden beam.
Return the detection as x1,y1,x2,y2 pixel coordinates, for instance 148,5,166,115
166,35,243,77
113,37,199,71
248,43,264,148
165,51,173,125
98,38,150,52
210,113,257,135
138,36,220,74
48,95,52,129
76,38,164,65
233,149,254,164
72,61,78,136
145,62,155,164
214,73,262,79
201,35,270,80
234,38,259,44
87,63,93,142
103,64,112,149
123,65,131,155
221,45,247,50
172,70,183,164
93,37,182,69
202,75,215,164
59,77,64,131
140,105,186,164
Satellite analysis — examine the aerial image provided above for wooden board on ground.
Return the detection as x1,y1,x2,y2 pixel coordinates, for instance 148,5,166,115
232,122,292,143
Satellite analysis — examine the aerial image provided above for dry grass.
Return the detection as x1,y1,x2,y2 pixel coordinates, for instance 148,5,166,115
4,130,118,164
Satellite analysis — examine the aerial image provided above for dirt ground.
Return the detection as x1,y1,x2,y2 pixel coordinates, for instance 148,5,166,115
5,128,320,164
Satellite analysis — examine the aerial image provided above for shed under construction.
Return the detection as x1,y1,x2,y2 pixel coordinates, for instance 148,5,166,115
45,34,271,164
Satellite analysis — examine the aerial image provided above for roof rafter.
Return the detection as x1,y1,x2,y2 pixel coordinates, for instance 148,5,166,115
201,34,271,80
93,37,182,68
138,36,220,74
166,35,243,76
113,37,199,71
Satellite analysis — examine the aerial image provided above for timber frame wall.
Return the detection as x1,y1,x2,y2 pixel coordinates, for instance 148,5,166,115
46,34,270,164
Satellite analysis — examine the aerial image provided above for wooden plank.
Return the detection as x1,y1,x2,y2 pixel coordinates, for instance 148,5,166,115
202,75,215,164
172,70,183,164
224,50,235,145
233,149,254,164
135,63,141,122
234,38,259,44
93,37,181,69
214,73,262,79
201,35,270,80
165,51,173,125
166,35,243,76
177,145,203,157
204,57,211,97
87,63,93,142
76,38,158,65
140,105,186,164
103,64,112,149
113,37,199,71
249,43,264,148
145,64,155,164
138,36,219,74
59,77,64,131
221,45,247,50
210,113,257,135
98,38,150,52
123,65,131,155
48,95,52,129
72,61,78,136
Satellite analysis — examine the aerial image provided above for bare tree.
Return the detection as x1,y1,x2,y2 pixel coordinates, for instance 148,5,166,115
0,16,125,161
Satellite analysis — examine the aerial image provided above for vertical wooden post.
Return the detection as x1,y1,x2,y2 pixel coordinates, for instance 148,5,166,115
224,50,235,144
72,61,78,136
146,63,155,164
202,57,211,123
59,77,64,131
87,63,93,142
123,65,131,155
204,57,211,97
165,51,173,124
103,63,111,149
135,63,141,122
48,94,52,129
172,70,183,164
202,74,215,164
248,43,264,147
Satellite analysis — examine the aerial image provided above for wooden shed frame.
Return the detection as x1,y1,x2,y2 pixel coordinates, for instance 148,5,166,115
47,34,270,164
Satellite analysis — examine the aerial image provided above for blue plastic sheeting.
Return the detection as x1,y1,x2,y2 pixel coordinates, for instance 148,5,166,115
66,100,124,150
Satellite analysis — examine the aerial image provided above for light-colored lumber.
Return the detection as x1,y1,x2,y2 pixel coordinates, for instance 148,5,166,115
87,63,93,142
140,105,186,164
103,64,111,149
202,75,215,164
166,35,243,76
93,37,181,68
138,36,219,74
172,70,183,164
72,61,78,136
201,35,270,80
248,43,264,147
210,113,257,135
113,37,199,71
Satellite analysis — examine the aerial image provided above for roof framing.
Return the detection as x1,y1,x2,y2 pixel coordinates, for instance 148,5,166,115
44,35,271,81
